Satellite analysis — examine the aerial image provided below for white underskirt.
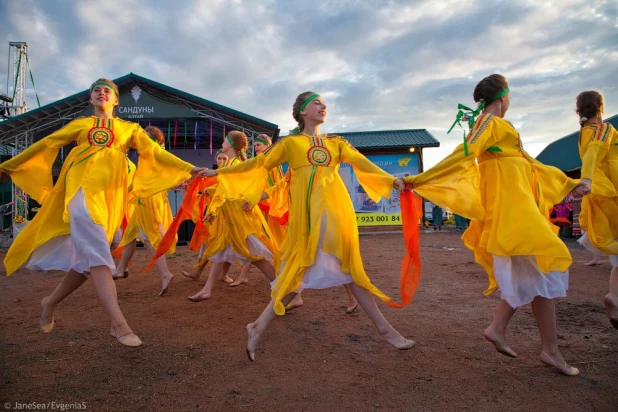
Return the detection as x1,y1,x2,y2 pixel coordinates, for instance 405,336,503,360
272,214,353,293
26,188,116,276
493,255,569,309
208,235,273,265
578,232,618,268
113,227,123,244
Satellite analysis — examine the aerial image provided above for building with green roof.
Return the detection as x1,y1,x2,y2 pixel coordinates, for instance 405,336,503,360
536,114,618,177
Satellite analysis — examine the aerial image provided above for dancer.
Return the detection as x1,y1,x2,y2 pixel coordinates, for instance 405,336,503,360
187,131,276,302
0,78,203,346
204,92,415,360
252,136,358,312
574,90,618,329
405,74,587,375
225,135,286,288
112,126,178,297
182,149,235,283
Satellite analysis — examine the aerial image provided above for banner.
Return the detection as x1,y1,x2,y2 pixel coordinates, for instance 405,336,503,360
340,153,419,226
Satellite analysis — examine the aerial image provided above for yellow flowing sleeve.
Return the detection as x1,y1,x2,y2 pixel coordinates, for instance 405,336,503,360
265,173,290,218
523,152,579,212
338,137,395,201
580,124,616,197
129,124,194,198
404,114,496,220
215,138,288,207
0,119,83,204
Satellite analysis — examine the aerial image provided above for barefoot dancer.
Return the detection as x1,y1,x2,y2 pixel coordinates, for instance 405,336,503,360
204,92,415,360
112,126,180,297
574,91,618,329
405,74,587,376
0,78,204,347
251,137,357,312
182,150,235,284
187,131,276,302
226,135,286,288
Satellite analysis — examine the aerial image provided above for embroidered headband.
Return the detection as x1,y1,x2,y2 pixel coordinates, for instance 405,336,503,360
447,87,510,156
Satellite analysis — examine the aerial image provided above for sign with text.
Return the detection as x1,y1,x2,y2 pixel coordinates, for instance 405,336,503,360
80,83,196,119
339,153,419,226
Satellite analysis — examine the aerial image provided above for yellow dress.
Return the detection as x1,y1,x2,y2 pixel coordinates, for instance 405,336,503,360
113,157,137,245
214,133,397,315
199,156,275,266
119,190,176,254
0,116,194,275
405,115,578,307
261,165,288,246
578,122,618,260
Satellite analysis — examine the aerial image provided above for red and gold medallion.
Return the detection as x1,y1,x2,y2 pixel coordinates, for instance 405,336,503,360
87,117,115,147
306,135,332,167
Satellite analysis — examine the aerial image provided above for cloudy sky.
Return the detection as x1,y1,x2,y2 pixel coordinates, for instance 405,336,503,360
1,0,617,167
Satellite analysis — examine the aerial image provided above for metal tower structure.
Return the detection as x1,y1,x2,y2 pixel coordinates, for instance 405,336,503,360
8,42,29,116
5,42,39,231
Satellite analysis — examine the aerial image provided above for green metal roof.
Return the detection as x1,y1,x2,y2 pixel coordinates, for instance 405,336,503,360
279,129,439,149
536,114,618,171
0,72,278,141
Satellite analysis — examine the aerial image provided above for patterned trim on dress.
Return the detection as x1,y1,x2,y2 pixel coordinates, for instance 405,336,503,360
306,135,332,167
598,123,611,143
87,117,115,147
225,156,242,167
263,136,289,156
467,114,493,145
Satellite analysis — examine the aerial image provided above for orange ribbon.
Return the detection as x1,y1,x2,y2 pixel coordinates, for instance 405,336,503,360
387,190,423,309
144,176,217,271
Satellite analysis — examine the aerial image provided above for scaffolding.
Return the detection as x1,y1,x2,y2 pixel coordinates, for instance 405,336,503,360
4,42,39,230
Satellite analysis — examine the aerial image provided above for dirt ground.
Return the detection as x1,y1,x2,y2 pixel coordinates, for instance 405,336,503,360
1,230,616,411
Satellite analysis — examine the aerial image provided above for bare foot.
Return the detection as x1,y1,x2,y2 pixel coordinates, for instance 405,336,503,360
584,260,601,266
187,290,211,302
159,274,174,297
483,327,518,358
603,293,618,329
40,297,55,333
110,326,143,347
346,301,358,314
112,269,129,280
246,323,261,361
229,277,249,287
220,275,234,284
378,329,416,350
285,295,304,312
540,352,579,376
181,270,200,281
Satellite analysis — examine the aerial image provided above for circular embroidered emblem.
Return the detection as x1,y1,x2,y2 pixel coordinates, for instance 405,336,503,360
307,146,331,166
88,127,114,147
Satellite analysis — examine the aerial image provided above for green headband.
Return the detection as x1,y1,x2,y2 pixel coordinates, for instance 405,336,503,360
255,136,271,145
447,87,510,156
225,134,246,157
298,93,321,116
216,150,225,156
90,81,118,97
